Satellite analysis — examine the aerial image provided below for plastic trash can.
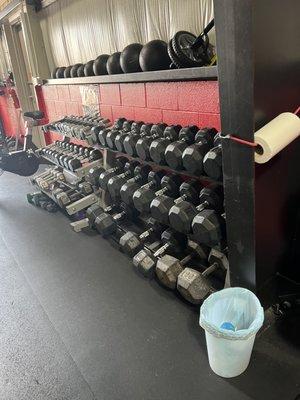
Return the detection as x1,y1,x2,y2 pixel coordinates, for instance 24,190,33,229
200,287,264,378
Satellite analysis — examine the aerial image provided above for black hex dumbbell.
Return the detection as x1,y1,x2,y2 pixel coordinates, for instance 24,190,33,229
135,174,182,218
98,117,126,147
122,121,149,156
86,202,119,229
149,125,182,165
165,125,199,170
107,160,140,201
132,170,166,214
120,164,152,206
94,203,139,236
106,120,136,150
66,147,102,171
134,123,168,160
150,179,200,226
203,133,223,180
132,228,187,278
182,127,218,175
85,165,105,188
119,217,166,256
98,156,128,191
177,248,229,304
169,184,223,235
115,123,152,153
156,240,208,289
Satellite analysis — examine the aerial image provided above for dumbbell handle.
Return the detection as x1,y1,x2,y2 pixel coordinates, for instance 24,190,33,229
196,200,209,212
202,262,218,277
139,226,157,241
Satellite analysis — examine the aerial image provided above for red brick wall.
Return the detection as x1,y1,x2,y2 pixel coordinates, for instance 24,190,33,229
0,88,24,138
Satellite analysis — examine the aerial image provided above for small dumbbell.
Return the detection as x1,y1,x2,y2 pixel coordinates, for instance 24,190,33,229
98,156,128,191
177,248,229,304
106,120,134,150
98,117,127,147
156,240,208,289
119,218,166,257
132,228,187,278
107,160,140,201
124,123,167,157
150,179,200,226
182,127,217,175
149,125,182,164
203,133,223,180
168,184,223,234
115,123,152,153
119,164,152,206
165,125,199,170
132,170,166,214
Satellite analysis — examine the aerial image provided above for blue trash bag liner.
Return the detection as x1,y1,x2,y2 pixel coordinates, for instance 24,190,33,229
200,287,264,340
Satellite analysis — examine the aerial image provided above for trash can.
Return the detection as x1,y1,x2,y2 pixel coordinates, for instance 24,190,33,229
200,287,264,378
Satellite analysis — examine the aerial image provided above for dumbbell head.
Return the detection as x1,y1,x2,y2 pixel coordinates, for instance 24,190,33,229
164,126,198,170
85,166,105,187
149,125,181,165
132,170,165,214
150,195,175,225
203,133,223,180
177,268,211,304
86,203,104,227
122,119,134,132
114,117,127,129
94,212,117,236
68,157,82,171
133,248,156,278
106,128,120,149
78,181,93,195
98,128,111,146
131,121,144,134
191,209,225,246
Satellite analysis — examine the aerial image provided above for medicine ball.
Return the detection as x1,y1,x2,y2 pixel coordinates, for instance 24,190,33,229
93,54,109,75
106,52,123,75
139,40,171,71
70,63,83,78
77,64,85,77
120,43,143,73
64,65,73,78
56,67,66,79
84,60,95,77
51,67,58,79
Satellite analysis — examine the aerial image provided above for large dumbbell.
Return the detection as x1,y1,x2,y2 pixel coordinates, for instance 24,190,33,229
122,121,147,156
149,125,182,165
156,240,208,289
119,218,165,256
132,170,166,214
168,184,223,235
98,156,128,191
94,203,139,236
106,120,135,150
132,228,187,277
119,164,152,206
150,178,199,226
203,133,223,180
107,160,140,201
165,125,199,170
177,248,228,304
182,127,217,175
134,123,168,160
98,117,127,147
116,122,152,153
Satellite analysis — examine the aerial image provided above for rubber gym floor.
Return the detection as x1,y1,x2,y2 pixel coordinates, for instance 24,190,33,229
0,168,299,400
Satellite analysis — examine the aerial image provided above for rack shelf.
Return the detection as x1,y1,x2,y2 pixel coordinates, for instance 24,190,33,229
44,66,218,85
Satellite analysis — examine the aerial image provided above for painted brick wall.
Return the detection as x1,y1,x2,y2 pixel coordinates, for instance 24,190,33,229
39,80,220,144
0,88,24,138
0,81,220,144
